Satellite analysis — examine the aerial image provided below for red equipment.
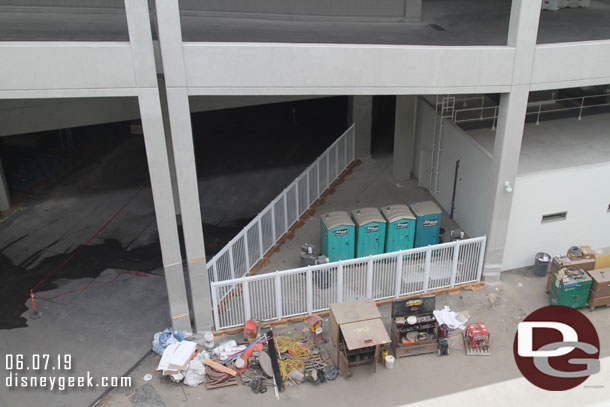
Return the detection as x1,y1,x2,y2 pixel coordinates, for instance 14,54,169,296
465,322,490,351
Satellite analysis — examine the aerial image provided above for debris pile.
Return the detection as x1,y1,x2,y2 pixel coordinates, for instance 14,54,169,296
149,320,338,395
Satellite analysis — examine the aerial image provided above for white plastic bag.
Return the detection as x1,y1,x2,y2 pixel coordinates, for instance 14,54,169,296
183,352,209,387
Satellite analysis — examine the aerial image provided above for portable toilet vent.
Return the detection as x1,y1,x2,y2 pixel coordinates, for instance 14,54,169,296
351,207,387,257
410,201,442,248
320,211,355,262
381,204,416,253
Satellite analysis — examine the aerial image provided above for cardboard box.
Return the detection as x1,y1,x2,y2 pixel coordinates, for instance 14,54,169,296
588,295,610,309
594,247,610,269
329,298,381,348
587,268,610,297
546,256,596,292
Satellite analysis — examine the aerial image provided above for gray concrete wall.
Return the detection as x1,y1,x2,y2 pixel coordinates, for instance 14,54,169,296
179,0,421,21
2,0,422,21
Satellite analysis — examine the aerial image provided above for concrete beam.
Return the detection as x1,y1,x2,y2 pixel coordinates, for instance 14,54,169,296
155,0,213,332
483,0,541,283
348,95,373,158
393,95,416,181
125,0,192,332
0,156,10,211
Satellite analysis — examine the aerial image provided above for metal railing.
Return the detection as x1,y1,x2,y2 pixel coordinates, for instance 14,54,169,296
452,93,610,129
206,124,356,283
210,236,487,331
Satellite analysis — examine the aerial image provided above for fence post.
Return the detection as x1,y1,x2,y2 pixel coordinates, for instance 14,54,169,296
211,283,220,331
275,273,283,320
257,216,264,258
394,253,403,298
337,261,344,303
423,248,432,293
212,263,218,283
335,143,339,179
295,177,300,215
476,237,487,283
243,280,251,322
306,266,313,315
229,245,235,279
450,241,460,288
366,256,373,299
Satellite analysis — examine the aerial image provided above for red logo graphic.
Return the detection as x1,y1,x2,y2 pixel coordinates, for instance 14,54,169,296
513,305,600,391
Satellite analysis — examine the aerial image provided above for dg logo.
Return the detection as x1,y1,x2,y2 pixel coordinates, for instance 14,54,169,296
513,305,600,391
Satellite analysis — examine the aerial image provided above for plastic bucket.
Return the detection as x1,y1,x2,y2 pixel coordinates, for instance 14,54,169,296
385,355,395,369
534,252,551,277
204,332,214,350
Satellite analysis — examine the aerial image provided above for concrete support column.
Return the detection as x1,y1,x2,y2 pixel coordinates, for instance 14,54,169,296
155,0,212,332
0,156,10,211
393,95,417,181
483,0,541,283
157,75,181,217
348,95,373,159
124,0,192,332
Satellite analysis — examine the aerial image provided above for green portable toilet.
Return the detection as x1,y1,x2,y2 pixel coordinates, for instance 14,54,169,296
411,201,442,248
320,211,355,262
351,207,387,257
381,204,416,253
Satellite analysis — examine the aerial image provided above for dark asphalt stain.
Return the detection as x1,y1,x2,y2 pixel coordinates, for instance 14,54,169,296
429,24,446,32
0,238,163,330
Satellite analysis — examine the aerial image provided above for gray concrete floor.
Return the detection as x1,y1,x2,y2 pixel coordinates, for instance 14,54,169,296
258,154,463,274
96,268,610,407
1,1,609,44
467,112,610,175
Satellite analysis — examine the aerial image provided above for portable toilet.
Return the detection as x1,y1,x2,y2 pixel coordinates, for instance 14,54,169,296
320,211,355,262
410,201,442,247
381,204,416,253
351,208,387,257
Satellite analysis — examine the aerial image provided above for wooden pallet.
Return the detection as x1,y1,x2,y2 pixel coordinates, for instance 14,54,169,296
463,333,491,356
589,302,610,311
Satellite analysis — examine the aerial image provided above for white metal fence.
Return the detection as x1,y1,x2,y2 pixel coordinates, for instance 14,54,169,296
206,124,356,283
210,236,487,331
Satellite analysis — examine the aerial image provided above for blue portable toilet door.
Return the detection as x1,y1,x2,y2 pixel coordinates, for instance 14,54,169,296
394,221,411,250
363,224,381,256
334,228,351,260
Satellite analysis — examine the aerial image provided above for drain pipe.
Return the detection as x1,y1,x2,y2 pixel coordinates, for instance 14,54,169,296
450,160,460,219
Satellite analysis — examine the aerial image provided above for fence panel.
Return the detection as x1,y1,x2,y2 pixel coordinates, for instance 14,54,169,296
232,235,248,278
215,283,245,329
273,196,286,241
312,264,339,312
318,153,328,193
260,207,274,254
285,183,298,229
280,271,308,317
308,164,318,205
212,236,486,330
248,277,277,322
338,136,346,173
372,256,398,300
428,245,455,290
297,174,308,217
245,222,261,268
328,143,338,183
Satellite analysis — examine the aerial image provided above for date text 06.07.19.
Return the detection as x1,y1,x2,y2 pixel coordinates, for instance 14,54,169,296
5,354,72,371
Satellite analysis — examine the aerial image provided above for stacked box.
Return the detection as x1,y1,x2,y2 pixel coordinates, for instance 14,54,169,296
545,255,595,293
594,247,610,269
587,268,610,309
